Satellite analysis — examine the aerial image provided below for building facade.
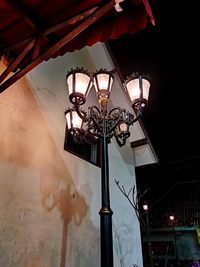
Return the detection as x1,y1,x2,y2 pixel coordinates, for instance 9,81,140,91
0,43,156,267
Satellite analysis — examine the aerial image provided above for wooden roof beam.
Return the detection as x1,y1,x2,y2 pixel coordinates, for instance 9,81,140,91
0,0,115,94
0,4,99,56
43,6,98,36
0,38,35,84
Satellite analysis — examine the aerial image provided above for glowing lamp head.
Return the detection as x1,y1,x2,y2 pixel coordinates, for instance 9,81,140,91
65,108,83,130
66,68,93,105
93,69,114,104
124,73,150,110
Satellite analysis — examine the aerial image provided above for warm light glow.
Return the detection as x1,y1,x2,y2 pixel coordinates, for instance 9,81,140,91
143,203,148,210
127,79,141,101
169,215,174,221
93,71,114,102
67,72,92,96
142,79,150,100
119,122,128,132
125,77,150,103
66,110,82,129
94,73,113,91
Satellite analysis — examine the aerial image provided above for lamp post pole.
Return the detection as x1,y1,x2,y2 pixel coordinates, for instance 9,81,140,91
98,99,114,266
143,202,154,267
169,215,178,265
65,68,151,267
99,132,113,266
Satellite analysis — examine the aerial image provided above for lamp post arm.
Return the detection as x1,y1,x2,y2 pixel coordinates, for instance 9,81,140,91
115,136,126,147
127,110,142,126
88,106,104,135
89,105,101,114
74,104,89,122
108,107,123,115
107,107,124,134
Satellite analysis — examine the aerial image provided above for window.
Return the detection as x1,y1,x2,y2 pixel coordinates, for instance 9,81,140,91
64,126,101,167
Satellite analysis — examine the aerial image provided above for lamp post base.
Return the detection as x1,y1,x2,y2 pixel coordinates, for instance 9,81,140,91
99,207,113,267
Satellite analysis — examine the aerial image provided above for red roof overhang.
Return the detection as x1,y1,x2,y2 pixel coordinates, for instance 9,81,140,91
0,0,155,93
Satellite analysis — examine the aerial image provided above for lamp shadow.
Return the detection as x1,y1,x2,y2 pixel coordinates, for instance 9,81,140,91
113,222,134,267
41,177,88,267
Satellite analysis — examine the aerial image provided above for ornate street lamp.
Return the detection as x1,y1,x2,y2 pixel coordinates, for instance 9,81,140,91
64,67,151,267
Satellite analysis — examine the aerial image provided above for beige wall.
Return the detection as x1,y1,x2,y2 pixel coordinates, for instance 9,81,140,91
0,61,99,267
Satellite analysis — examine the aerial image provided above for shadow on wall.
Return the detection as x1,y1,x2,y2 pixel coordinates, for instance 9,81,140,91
42,178,88,267
0,65,98,267
113,222,136,267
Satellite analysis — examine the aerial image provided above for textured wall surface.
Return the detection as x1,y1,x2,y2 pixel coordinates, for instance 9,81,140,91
0,61,99,267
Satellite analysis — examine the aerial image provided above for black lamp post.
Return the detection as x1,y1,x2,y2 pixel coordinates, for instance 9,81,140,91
64,68,151,267
143,202,154,267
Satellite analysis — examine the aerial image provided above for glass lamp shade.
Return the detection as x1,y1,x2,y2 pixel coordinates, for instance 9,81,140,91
116,121,129,136
65,110,83,130
124,74,150,109
66,68,93,105
115,121,130,148
169,215,174,221
93,69,114,100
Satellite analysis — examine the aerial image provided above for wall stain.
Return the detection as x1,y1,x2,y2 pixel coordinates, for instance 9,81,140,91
0,64,94,267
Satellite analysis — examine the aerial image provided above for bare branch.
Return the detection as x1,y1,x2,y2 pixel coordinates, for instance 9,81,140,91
115,179,148,232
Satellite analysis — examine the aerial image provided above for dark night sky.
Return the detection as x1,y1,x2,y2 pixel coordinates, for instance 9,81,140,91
108,0,200,203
